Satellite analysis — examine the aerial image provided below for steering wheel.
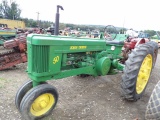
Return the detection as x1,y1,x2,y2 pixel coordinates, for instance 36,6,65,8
104,25,118,41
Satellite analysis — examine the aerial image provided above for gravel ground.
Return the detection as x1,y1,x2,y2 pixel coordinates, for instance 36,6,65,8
0,51,160,120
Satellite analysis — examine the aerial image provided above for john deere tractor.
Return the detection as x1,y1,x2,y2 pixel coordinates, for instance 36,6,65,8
14,27,159,119
15,5,159,120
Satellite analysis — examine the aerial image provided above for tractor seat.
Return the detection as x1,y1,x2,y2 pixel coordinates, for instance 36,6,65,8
106,40,124,45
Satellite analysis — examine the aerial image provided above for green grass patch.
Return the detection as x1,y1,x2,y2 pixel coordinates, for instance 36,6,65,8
0,84,4,88
0,78,8,88
0,77,6,81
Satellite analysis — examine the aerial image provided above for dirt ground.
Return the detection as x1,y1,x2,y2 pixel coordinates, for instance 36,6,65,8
0,52,160,120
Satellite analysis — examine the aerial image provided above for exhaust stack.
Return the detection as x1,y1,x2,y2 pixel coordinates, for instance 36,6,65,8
54,5,64,35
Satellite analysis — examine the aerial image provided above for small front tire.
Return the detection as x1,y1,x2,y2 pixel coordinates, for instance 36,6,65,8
20,84,58,120
15,80,47,111
15,80,33,111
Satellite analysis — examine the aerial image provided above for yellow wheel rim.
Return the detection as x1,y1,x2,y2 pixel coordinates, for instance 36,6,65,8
136,54,152,94
30,93,55,116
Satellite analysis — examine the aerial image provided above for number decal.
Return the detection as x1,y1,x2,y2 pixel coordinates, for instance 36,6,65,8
53,56,59,64
70,46,87,50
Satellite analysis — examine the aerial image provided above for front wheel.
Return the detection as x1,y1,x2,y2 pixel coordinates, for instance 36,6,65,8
121,43,154,101
20,84,58,120
15,80,33,111
15,80,47,111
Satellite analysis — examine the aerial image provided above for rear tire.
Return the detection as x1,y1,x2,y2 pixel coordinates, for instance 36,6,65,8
145,41,158,68
145,81,160,120
121,43,154,101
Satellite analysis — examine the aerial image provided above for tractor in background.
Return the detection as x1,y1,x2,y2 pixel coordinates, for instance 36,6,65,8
0,24,17,45
104,26,158,65
151,31,160,47
122,30,150,63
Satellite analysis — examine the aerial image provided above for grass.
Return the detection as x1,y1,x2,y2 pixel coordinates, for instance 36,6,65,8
0,77,6,81
0,77,8,88
0,84,3,88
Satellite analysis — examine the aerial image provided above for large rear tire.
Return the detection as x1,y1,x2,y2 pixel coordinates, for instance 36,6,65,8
121,43,154,101
145,81,160,120
145,41,158,68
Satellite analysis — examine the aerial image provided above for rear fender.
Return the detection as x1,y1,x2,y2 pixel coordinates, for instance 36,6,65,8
135,38,146,47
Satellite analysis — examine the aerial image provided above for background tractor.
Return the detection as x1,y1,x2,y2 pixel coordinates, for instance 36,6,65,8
151,31,160,47
121,31,151,63
0,18,26,45
0,26,17,45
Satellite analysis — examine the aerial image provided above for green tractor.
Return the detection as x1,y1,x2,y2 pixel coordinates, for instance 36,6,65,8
15,30,158,119
15,5,158,120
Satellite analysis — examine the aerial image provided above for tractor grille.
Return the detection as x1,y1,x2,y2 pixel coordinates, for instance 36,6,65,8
32,45,49,73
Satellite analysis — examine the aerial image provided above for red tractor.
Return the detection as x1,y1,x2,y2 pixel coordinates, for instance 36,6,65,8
122,34,158,66
104,25,158,65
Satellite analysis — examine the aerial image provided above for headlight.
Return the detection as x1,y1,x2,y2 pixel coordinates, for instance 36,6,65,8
121,47,125,50
111,46,115,50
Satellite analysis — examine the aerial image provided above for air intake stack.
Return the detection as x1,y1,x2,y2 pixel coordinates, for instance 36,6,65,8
54,5,64,35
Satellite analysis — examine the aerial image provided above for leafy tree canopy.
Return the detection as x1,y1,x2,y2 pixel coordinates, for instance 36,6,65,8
0,0,21,20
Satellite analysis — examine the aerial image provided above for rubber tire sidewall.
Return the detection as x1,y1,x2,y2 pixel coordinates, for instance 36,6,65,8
134,45,154,100
15,80,47,111
15,80,33,111
145,81,160,120
145,41,158,68
20,84,58,120
121,44,154,101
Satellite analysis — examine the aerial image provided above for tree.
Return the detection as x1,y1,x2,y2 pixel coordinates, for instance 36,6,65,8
0,0,21,20
59,23,66,30
119,28,127,34
144,30,156,37
0,14,3,18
